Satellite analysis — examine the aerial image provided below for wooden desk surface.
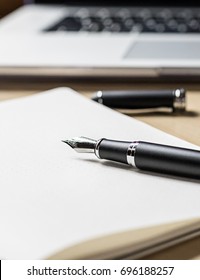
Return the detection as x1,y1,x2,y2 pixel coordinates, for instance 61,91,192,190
0,81,200,146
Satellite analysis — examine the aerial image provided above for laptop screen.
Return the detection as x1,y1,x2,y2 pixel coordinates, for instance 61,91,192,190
34,0,199,6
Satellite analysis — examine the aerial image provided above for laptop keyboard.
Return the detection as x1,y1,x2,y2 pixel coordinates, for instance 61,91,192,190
46,8,200,33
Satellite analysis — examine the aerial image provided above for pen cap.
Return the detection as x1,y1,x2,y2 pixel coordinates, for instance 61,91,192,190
92,89,186,111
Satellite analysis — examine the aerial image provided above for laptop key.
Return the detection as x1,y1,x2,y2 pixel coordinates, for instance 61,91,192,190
145,18,157,31
177,23,188,33
82,22,102,32
108,23,122,32
166,19,179,32
102,17,113,27
124,18,135,28
155,23,166,33
96,8,111,19
176,9,193,20
188,19,200,32
156,9,173,20
80,17,103,31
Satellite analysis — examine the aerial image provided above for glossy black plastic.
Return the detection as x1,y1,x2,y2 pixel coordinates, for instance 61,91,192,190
99,139,130,164
93,90,175,109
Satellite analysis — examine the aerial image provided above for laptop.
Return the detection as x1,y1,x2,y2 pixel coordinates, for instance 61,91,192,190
0,0,200,79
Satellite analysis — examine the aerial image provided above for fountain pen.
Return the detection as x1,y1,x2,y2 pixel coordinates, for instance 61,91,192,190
63,137,200,179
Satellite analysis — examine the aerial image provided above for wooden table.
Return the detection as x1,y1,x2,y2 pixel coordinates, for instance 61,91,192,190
1,80,200,146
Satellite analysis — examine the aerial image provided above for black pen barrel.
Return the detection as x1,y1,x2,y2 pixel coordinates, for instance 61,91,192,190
135,142,200,179
92,89,185,110
97,139,200,179
98,139,131,164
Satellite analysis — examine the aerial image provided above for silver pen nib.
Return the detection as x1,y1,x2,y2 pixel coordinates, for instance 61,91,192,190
62,136,97,153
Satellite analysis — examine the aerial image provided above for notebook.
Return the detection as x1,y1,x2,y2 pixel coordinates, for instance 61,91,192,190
0,87,200,259
0,1,200,79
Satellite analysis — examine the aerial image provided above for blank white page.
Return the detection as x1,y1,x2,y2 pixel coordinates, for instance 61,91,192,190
0,87,199,259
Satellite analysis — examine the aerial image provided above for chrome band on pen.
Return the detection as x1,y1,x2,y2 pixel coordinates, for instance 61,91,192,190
172,88,186,112
126,141,140,167
96,91,104,104
95,138,104,158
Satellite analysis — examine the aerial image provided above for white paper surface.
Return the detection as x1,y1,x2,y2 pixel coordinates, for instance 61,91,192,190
0,87,200,259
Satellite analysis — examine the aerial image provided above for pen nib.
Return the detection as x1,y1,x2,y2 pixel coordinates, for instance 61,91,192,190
62,137,97,153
